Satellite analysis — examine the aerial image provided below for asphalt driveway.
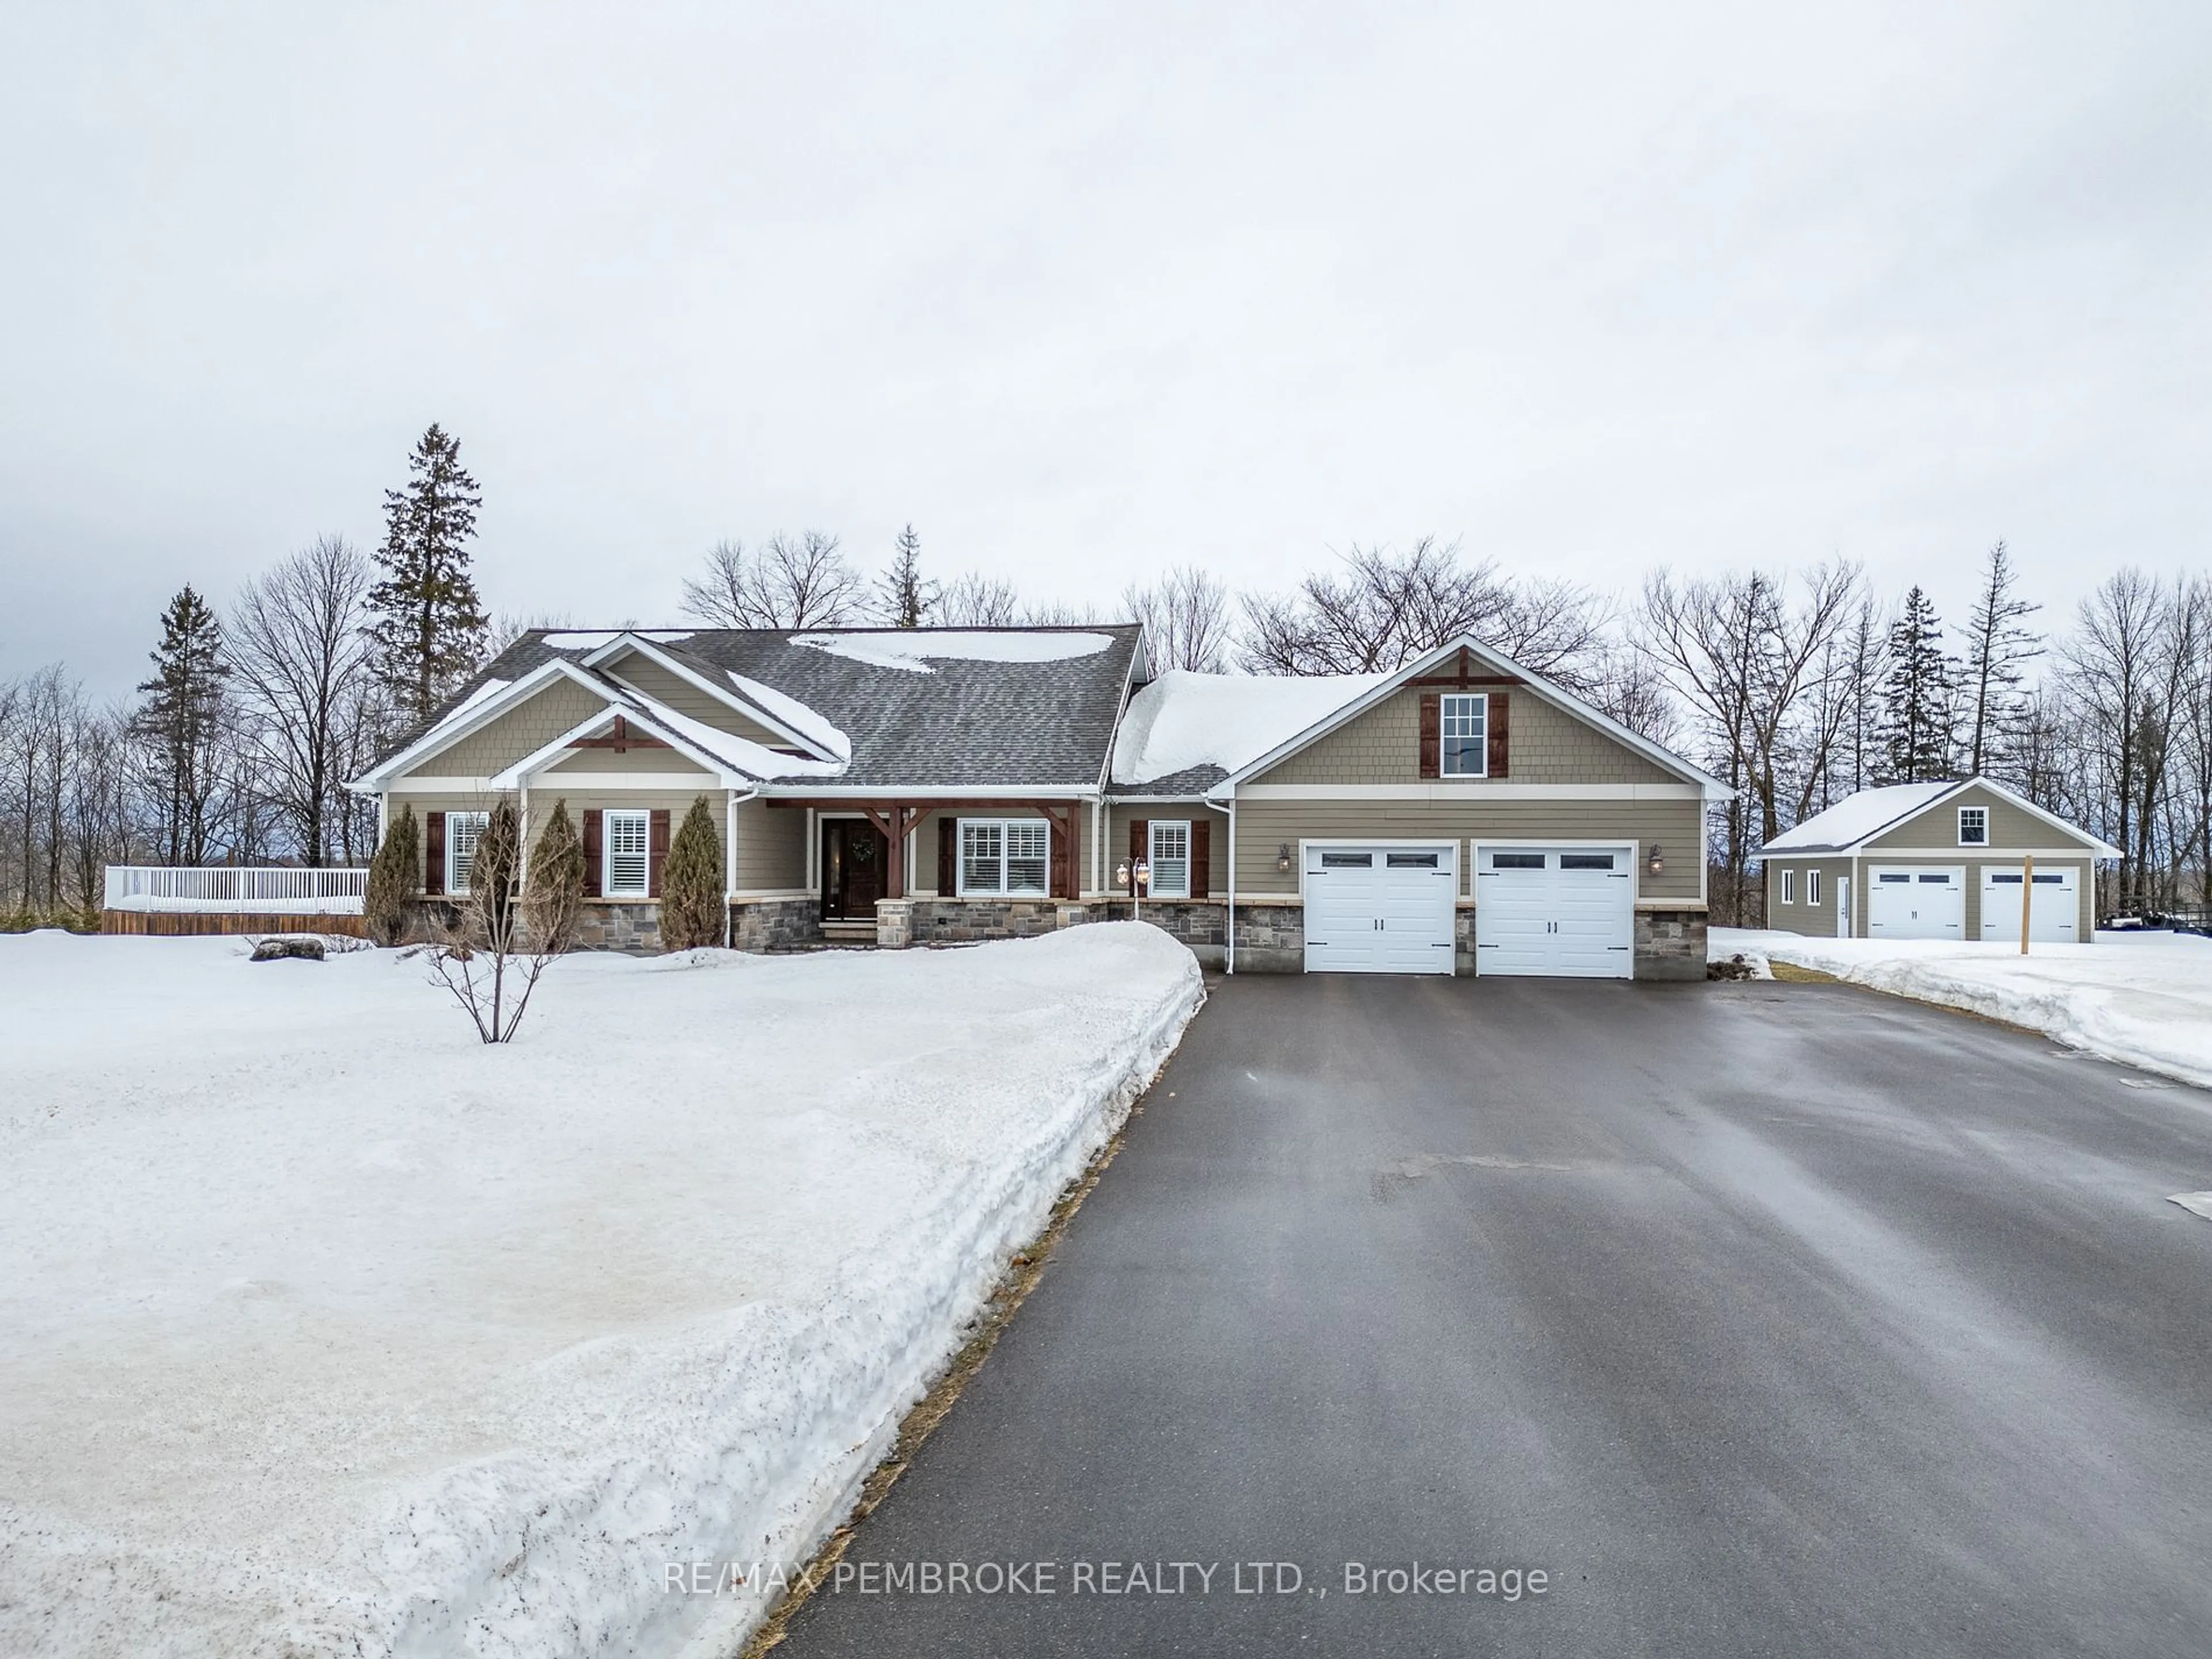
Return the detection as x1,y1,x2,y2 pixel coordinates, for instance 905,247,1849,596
777,973,2212,1658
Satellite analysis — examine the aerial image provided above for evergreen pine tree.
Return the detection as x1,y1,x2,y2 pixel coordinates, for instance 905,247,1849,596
134,585,232,863
1879,586,1959,783
1960,540,2043,777
658,796,727,950
363,803,420,945
368,423,488,723
875,524,936,628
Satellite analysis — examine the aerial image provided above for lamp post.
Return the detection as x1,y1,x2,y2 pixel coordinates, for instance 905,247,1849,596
1115,858,1152,919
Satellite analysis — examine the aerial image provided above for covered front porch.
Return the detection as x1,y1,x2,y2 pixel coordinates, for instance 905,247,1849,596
766,797,1093,948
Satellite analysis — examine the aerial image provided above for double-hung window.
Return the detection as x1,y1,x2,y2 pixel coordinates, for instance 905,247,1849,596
1440,694,1487,777
447,812,489,895
1148,820,1191,898
960,818,1050,896
604,809,651,897
1957,806,1988,846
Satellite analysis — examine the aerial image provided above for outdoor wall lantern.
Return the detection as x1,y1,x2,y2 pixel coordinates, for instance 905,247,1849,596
1277,843,1293,873
1647,844,1664,876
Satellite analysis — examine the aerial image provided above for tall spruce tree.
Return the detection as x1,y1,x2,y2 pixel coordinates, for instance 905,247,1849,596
1960,540,2043,777
134,585,232,863
875,524,936,627
368,423,488,723
1880,585,1959,783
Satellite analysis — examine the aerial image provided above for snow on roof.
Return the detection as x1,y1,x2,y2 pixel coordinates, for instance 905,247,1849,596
638,700,845,782
726,671,850,762
790,630,1116,675
1763,782,1957,851
1111,668,1391,787
540,629,696,650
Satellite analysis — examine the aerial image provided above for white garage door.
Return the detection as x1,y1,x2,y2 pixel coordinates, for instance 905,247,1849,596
1980,866,2080,943
1473,845,1634,978
1867,866,1964,939
1302,844,1457,974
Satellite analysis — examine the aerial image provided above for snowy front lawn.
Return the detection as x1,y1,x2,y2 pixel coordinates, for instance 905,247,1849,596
0,923,1202,1658
1713,926,2212,1091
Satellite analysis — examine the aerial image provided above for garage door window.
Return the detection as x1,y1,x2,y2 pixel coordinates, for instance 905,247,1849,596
1491,853,1544,870
1561,853,1613,872
1386,851,1438,868
1320,851,1372,869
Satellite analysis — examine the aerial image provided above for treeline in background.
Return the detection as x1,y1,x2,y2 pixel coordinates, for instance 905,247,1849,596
3,424,2207,929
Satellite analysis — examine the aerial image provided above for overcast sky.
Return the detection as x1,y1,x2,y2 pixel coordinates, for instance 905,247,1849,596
3,2,2207,694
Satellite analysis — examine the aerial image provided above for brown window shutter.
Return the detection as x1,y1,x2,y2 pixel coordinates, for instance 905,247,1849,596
938,815,957,896
582,809,603,897
1128,817,1148,889
1418,694,1441,779
647,809,671,897
1487,693,1510,779
1191,819,1210,899
423,810,446,895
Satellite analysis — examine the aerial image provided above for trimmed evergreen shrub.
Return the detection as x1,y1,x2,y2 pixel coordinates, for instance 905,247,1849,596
526,798,587,953
660,795,727,951
363,805,419,946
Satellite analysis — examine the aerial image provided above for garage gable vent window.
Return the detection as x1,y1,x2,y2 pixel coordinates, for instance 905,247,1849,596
1781,868,1796,904
1958,806,1988,846
604,809,651,897
446,811,489,895
1440,694,1487,777
1149,820,1191,898
960,818,1049,896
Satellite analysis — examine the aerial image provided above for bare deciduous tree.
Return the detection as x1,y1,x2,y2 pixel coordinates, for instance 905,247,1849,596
229,536,373,867
681,533,864,628
422,797,581,1043
1238,539,1609,688
1637,563,1860,922
1124,566,1232,672
938,572,1022,627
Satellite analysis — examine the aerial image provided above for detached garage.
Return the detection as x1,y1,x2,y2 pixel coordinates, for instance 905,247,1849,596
1760,778,2116,944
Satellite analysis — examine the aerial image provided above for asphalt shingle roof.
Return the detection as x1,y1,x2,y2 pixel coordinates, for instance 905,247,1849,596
389,626,1143,791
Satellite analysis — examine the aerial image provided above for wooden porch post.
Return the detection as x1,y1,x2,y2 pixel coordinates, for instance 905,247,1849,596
886,805,907,900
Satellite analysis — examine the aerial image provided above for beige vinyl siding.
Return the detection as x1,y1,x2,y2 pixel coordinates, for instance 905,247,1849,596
1256,685,1679,787
736,797,806,890
1228,796,1704,901
407,679,609,779
599,653,791,746
386,786,735,891
542,744,713,777
1863,783,2095,853
1107,804,1229,896
1763,855,1854,936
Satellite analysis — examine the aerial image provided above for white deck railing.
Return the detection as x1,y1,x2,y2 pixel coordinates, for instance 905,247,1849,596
104,865,370,914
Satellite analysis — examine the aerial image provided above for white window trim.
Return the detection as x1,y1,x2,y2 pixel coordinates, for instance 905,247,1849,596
1148,819,1192,899
446,811,489,895
1780,868,1796,904
1807,869,1822,906
1957,806,1989,846
1439,692,1489,779
956,816,1052,898
604,808,652,898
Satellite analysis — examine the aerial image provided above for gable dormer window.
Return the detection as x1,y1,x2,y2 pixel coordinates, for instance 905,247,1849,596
1440,694,1488,777
1957,806,1988,846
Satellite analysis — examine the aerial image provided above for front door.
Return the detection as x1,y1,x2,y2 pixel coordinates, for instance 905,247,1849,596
821,819,889,920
